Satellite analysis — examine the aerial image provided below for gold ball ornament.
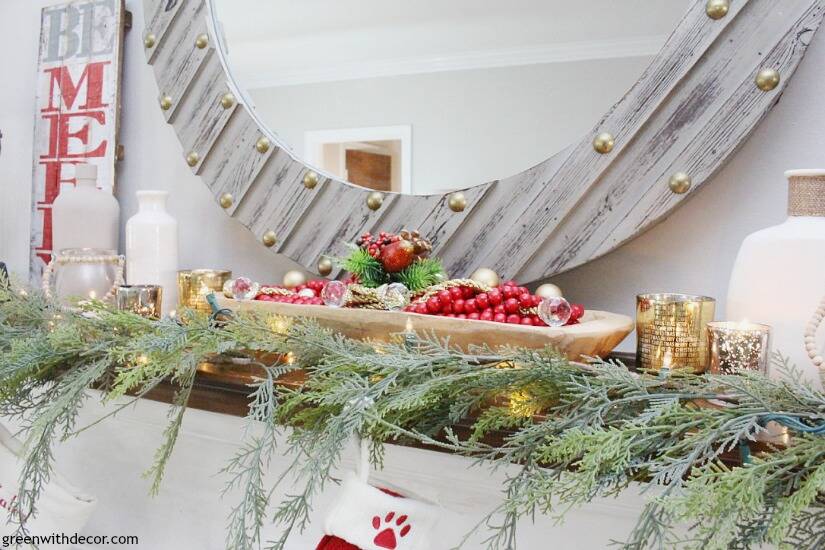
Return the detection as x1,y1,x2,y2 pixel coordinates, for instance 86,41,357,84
220,93,236,109
317,257,333,277
669,172,692,194
262,230,277,248
367,192,384,210
470,267,500,288
705,0,730,20
255,137,271,154
195,33,208,49
755,68,780,92
159,95,172,111
303,171,319,189
219,193,233,209
592,132,615,154
535,283,563,299
448,192,467,212
144,33,156,48
186,152,199,167
282,270,307,289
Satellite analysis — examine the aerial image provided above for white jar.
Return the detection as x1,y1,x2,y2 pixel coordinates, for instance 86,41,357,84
125,191,179,315
727,170,825,388
51,164,120,254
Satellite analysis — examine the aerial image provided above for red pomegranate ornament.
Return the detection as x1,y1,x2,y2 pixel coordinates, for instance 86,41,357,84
379,239,416,273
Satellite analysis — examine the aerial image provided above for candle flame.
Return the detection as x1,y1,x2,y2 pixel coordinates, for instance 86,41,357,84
663,350,673,369
88,290,97,300
405,318,414,333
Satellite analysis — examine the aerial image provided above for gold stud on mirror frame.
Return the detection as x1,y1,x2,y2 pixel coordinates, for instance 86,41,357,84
143,33,156,48
186,152,199,167
303,171,319,189
755,68,780,92
448,192,467,212
317,257,333,277
159,95,172,111
219,193,233,209
195,33,208,49
593,132,615,154
220,93,236,109
262,231,277,248
367,192,384,210
669,172,692,194
255,137,271,154
705,0,730,20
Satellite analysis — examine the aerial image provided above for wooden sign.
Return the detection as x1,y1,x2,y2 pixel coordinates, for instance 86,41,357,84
29,0,126,279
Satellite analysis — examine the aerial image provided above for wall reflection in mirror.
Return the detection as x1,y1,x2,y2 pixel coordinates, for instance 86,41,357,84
214,0,685,194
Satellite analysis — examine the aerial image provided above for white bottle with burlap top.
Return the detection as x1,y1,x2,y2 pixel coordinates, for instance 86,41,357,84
727,170,825,388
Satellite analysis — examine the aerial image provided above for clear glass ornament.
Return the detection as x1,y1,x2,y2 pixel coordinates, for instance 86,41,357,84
538,296,572,327
229,277,259,300
321,280,348,307
379,282,410,310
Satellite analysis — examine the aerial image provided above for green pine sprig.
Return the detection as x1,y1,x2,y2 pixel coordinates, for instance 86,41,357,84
396,257,446,292
340,247,389,288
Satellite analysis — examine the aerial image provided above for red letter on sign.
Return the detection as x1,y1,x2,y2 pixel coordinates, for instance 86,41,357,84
41,61,110,113
40,111,108,160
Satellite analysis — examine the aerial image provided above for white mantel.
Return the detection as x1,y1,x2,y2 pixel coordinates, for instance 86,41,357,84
5,395,649,549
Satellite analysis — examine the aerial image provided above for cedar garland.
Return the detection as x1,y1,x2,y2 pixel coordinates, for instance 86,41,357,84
1,280,824,550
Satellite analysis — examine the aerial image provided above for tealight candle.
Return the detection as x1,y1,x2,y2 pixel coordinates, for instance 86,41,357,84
116,285,163,319
178,269,232,312
707,321,772,375
636,293,716,373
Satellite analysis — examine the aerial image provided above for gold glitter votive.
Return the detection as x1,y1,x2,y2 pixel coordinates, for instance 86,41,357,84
178,269,232,312
116,285,163,319
708,321,772,375
636,294,716,373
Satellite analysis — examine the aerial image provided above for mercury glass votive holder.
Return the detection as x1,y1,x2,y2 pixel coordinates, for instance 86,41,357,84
181,269,232,312
636,293,716,373
116,285,163,319
707,321,772,375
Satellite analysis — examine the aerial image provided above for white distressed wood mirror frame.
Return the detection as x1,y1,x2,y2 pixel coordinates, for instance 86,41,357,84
142,0,824,282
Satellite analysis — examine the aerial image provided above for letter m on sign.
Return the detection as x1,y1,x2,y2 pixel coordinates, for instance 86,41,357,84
29,0,125,280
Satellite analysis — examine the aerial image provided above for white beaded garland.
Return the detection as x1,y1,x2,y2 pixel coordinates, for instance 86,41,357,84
804,296,825,370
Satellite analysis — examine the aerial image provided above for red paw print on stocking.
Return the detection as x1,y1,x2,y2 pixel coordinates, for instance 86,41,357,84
371,512,411,549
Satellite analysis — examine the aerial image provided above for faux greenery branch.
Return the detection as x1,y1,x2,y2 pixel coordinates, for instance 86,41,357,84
1,280,824,549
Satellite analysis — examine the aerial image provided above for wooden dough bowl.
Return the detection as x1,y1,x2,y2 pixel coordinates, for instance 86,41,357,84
217,297,634,360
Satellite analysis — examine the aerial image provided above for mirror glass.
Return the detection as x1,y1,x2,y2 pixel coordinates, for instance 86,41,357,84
214,0,685,195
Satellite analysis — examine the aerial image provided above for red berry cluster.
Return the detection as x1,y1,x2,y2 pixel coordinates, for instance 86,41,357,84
356,231,402,259
404,280,585,327
255,279,328,306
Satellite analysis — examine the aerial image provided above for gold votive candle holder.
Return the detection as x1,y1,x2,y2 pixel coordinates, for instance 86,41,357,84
707,321,771,375
178,269,232,312
177,270,192,308
116,285,163,319
636,293,716,373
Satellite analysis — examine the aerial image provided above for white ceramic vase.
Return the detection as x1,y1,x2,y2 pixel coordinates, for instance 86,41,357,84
51,164,120,255
727,170,825,388
125,191,179,315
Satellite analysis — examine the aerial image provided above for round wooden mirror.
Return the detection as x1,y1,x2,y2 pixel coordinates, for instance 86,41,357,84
141,0,824,281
